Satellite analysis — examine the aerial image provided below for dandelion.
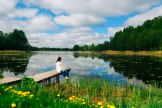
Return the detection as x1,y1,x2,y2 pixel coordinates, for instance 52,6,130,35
54,101,56,102
11,103,16,107
82,99,85,101
73,101,75,103
57,94,60,97
89,105,92,107
132,107,134,108
78,98,82,100
100,106,104,108
4,89,7,91
69,97,72,100
2,86,4,88
97,102,102,105
81,102,86,104
72,96,75,98
107,105,110,107
30,95,34,98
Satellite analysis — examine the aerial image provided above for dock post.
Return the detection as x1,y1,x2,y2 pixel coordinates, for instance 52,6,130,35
43,79,47,86
56,75,59,83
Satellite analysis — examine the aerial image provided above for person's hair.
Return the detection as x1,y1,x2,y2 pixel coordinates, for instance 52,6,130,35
56,57,62,63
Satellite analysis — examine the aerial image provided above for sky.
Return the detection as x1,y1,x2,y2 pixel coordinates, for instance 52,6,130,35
1,0,162,48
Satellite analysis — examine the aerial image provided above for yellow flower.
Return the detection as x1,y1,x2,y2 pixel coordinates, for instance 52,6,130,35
132,107,134,108
97,102,102,105
107,105,111,107
82,99,85,101
100,106,104,108
72,95,75,98
54,101,56,102
89,105,92,107
2,86,4,88
57,94,60,97
30,95,34,98
81,102,86,104
36,98,39,100
69,97,72,100
78,98,82,100
73,101,75,102
9,86,12,88
22,93,26,96
95,105,98,107
66,100,68,102
11,103,16,107
75,97,78,100
110,105,116,108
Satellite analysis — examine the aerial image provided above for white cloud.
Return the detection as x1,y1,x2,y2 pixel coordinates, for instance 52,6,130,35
0,0,18,16
0,14,58,33
124,5,162,27
8,8,38,18
54,14,105,26
23,0,161,16
26,27,107,48
107,27,124,37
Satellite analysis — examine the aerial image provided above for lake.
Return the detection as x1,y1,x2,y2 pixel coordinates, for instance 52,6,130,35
0,51,162,88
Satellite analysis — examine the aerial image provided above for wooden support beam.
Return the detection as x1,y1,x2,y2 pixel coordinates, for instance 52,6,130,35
56,75,59,84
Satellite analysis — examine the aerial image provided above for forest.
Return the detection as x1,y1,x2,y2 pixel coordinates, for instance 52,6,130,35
1,16,162,51
73,16,162,51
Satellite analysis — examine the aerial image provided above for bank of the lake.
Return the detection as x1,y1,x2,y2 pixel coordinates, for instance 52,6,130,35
0,50,28,54
74,50,162,57
1,77,162,108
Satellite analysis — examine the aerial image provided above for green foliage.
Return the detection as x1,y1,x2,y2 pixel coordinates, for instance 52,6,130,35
19,77,38,92
0,71,4,79
72,15,162,52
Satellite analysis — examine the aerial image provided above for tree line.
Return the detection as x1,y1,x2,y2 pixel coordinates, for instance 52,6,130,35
73,16,162,51
0,29,29,51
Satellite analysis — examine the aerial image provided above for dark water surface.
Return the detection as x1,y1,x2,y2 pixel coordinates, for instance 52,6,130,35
0,51,162,88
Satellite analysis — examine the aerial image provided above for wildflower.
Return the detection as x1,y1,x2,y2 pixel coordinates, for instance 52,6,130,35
4,89,7,91
81,102,86,104
9,86,12,88
66,100,68,102
107,105,110,107
54,101,56,102
30,95,34,98
69,97,73,100
82,99,85,101
78,98,82,100
72,95,75,98
110,105,116,108
95,105,98,107
2,86,4,88
89,105,92,107
97,102,102,105
92,104,95,106
57,94,60,97
132,107,134,108
100,106,104,108
73,101,75,103
75,97,78,100
11,103,16,107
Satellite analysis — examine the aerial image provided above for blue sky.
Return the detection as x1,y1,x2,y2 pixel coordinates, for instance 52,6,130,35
1,0,162,48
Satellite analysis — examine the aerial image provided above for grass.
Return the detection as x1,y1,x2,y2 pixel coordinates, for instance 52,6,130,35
0,50,27,54
0,77,162,108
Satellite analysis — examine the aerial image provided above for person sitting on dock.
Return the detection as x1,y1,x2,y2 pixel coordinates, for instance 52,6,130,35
56,57,69,79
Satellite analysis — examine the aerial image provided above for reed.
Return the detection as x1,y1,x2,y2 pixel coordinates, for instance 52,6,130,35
0,76,162,108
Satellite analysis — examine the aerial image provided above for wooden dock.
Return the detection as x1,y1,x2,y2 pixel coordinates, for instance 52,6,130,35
0,68,71,86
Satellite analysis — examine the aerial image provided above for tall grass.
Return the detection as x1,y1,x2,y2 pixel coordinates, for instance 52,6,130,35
0,77,162,108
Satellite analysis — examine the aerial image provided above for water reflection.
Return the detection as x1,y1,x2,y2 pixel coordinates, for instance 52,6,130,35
0,52,37,75
73,53,162,87
0,51,162,88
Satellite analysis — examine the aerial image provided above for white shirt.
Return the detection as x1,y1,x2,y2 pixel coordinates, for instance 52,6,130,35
56,61,63,72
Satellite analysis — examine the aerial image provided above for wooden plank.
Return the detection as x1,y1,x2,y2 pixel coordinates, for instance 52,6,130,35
0,77,21,84
0,68,71,85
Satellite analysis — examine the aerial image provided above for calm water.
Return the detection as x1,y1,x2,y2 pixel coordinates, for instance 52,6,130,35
0,51,162,88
